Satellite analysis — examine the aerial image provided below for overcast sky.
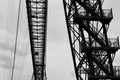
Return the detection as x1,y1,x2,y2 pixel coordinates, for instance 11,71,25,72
0,0,120,80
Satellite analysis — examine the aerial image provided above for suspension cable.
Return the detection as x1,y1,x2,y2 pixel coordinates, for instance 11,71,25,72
11,0,22,79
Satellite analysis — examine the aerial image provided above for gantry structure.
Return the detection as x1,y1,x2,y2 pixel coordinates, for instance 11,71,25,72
25,0,120,80
26,0,48,80
63,0,120,80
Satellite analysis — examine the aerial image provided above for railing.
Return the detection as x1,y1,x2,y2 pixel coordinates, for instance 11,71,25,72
74,9,113,19
102,9,113,18
79,66,120,77
108,37,119,48
113,66,120,76
81,37,119,48
98,66,120,76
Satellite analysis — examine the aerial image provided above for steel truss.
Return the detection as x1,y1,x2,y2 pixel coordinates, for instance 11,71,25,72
26,0,48,80
63,0,120,80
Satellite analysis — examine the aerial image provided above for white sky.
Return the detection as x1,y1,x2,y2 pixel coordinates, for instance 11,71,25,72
0,0,120,80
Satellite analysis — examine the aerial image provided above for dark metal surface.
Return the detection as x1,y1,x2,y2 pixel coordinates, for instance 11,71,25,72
63,0,120,80
26,0,48,80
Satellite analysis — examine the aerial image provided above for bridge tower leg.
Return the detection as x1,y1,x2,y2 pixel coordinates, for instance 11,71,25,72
63,0,120,80
26,0,48,80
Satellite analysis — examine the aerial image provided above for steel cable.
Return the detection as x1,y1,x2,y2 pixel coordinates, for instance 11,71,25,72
10,0,22,80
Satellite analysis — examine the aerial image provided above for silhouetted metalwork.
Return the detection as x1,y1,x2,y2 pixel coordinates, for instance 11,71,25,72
26,0,48,80
63,0,120,80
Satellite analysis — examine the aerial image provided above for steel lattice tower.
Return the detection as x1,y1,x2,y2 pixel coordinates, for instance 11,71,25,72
26,0,48,80
63,0,120,80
